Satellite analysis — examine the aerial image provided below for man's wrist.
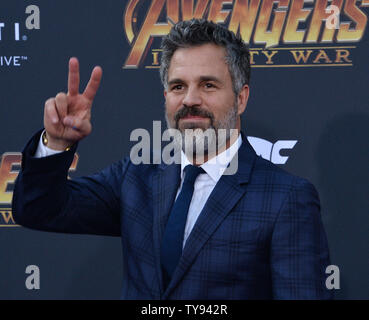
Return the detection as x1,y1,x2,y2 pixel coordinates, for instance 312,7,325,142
42,130,72,151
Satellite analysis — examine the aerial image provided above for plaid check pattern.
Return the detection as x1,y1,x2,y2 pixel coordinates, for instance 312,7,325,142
12,129,333,299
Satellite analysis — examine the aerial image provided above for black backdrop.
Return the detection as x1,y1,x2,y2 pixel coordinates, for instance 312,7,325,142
1,0,368,299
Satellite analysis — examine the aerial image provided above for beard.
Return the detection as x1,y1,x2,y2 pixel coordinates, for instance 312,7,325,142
165,101,238,161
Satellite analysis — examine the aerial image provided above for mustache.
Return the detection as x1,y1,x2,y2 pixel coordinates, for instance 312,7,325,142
174,106,214,124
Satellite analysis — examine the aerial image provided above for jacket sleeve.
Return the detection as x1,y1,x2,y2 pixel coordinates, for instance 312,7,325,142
12,129,130,236
270,178,334,299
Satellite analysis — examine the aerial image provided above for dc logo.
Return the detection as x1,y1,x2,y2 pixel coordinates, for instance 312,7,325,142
247,137,298,164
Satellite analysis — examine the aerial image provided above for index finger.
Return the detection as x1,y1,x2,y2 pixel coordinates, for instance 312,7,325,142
83,66,103,102
68,57,80,96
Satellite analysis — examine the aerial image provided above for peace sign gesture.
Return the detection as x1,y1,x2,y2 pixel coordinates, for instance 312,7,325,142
43,57,102,150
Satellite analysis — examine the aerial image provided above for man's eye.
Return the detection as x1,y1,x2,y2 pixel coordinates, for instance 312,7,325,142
172,85,183,90
205,83,215,88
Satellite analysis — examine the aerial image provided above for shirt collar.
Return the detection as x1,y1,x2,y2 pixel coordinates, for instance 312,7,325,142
180,134,242,183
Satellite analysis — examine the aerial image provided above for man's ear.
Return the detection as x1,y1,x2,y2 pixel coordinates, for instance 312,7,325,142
237,84,249,116
164,90,167,98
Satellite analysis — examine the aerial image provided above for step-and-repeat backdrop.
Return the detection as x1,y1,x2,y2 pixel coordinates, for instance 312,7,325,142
1,0,368,299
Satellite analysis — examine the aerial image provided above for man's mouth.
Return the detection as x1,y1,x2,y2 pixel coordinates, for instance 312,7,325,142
180,115,208,120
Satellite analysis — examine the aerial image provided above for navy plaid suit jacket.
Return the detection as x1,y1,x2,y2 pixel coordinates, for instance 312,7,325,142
13,130,333,299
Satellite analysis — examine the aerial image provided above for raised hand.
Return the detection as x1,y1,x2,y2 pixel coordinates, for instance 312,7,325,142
43,57,102,150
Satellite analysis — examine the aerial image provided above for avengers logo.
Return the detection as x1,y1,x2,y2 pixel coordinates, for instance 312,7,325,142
0,153,79,226
122,0,369,68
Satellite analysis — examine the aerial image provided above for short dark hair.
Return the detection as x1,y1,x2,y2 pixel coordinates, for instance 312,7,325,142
160,19,251,94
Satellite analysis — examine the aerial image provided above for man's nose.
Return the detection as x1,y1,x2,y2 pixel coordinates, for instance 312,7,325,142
182,87,202,107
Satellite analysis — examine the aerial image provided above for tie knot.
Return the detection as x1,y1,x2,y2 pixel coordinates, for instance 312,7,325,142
184,165,205,185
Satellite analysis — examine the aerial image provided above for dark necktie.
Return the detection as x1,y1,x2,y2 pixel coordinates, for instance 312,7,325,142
161,164,205,287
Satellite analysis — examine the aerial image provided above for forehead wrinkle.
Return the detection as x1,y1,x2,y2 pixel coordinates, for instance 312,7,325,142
168,75,223,86
168,45,228,70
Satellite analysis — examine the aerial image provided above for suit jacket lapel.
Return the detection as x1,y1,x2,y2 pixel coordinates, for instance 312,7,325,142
162,137,257,298
152,162,181,296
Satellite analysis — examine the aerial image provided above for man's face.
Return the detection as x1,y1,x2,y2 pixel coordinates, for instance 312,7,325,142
164,43,241,136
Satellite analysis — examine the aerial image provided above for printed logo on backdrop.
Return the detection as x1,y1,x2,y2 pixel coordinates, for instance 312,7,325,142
0,153,79,227
122,0,369,69
0,5,40,67
247,137,297,164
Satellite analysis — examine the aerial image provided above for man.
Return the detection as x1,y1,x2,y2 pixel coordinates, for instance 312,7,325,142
12,19,332,299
